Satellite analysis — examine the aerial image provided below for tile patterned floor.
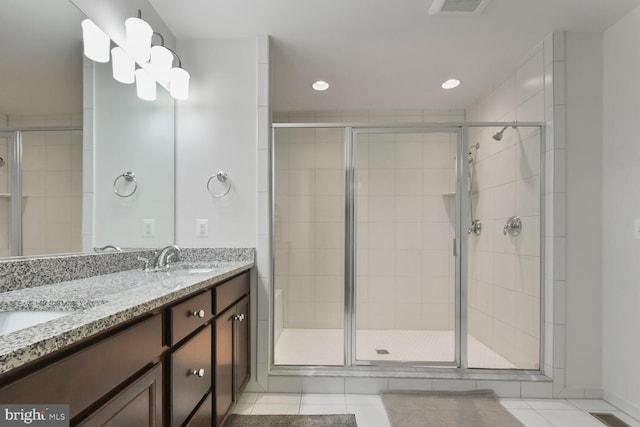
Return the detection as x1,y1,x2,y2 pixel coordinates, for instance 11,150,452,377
233,393,640,427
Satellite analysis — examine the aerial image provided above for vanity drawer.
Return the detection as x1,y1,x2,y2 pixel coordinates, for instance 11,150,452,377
214,272,249,314
169,324,212,427
169,290,212,345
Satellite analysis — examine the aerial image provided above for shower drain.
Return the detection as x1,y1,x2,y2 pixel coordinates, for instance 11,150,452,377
376,349,389,355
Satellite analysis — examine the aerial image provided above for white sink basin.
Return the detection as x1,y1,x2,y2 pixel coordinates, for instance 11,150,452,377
0,310,74,335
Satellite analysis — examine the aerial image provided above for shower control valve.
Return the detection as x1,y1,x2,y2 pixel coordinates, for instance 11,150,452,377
468,219,482,236
503,216,522,236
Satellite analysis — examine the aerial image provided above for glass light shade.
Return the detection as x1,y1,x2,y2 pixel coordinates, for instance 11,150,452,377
150,45,174,83
81,19,110,63
125,17,153,62
111,47,135,84
170,67,190,100
135,68,156,101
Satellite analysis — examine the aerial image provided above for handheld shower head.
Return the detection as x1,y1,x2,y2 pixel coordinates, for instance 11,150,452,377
493,126,508,141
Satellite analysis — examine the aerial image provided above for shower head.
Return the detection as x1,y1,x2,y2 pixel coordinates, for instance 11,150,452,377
493,126,508,141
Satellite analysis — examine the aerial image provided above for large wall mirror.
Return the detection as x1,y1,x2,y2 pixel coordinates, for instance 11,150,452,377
0,0,175,258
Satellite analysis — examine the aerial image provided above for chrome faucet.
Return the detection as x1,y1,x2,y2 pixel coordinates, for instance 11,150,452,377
156,245,181,268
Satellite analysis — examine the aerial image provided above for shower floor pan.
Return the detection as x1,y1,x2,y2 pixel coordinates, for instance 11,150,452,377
274,328,515,369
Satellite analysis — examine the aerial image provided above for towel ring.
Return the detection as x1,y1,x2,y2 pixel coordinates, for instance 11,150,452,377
207,171,231,198
113,171,137,198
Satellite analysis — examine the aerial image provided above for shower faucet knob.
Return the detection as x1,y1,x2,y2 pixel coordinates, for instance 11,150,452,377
503,216,522,236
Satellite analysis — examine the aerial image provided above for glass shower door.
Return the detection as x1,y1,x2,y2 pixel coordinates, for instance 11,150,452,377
352,128,459,365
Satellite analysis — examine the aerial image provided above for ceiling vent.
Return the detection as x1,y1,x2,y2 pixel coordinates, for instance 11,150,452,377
429,0,492,15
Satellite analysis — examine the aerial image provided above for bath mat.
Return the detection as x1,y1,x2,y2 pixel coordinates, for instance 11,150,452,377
225,414,357,427
381,390,524,427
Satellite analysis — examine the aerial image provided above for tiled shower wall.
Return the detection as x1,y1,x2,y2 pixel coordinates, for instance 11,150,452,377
466,45,544,369
355,131,456,330
22,129,83,256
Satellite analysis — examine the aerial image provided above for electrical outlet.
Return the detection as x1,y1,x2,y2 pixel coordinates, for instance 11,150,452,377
143,219,156,237
635,219,640,239
196,219,208,237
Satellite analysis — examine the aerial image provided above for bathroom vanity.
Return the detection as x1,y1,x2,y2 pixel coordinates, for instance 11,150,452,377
0,249,253,427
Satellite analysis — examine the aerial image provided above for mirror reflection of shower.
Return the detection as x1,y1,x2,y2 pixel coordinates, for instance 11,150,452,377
467,142,482,236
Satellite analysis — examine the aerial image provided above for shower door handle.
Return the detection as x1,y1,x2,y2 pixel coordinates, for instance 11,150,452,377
453,238,457,257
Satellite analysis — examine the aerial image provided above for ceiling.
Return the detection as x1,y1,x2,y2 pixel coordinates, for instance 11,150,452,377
149,0,640,112
0,0,84,116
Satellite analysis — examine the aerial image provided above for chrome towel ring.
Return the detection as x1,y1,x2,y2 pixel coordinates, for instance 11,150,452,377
207,171,231,198
113,171,138,198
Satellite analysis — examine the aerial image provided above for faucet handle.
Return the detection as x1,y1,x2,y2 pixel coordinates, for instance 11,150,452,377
137,257,150,272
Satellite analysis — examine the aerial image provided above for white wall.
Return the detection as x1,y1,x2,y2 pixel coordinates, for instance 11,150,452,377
175,38,257,248
92,61,175,248
564,32,603,392
603,5,640,418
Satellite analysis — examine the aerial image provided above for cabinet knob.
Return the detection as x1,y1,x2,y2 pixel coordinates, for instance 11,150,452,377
234,313,245,322
193,309,205,318
192,368,205,377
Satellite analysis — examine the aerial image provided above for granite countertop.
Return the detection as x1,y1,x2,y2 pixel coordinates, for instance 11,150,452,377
0,260,253,375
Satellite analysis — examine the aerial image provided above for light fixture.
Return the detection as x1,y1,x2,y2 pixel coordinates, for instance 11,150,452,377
170,67,190,100
150,45,174,83
81,19,110,63
135,68,156,101
111,47,135,84
441,78,461,89
312,80,330,91
81,11,190,100
125,12,153,62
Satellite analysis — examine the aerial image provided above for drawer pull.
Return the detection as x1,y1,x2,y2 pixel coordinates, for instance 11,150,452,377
193,309,205,318
233,314,245,322
192,368,205,377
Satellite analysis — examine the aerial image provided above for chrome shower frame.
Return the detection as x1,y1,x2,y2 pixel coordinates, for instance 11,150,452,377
270,121,545,377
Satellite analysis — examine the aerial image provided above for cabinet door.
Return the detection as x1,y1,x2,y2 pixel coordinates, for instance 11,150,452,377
215,308,234,427
234,296,250,399
77,363,162,427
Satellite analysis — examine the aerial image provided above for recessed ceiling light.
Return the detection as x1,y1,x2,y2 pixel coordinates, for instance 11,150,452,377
312,80,329,91
441,78,461,89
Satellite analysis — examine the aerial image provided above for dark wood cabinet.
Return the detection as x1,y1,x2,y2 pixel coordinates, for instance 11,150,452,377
215,307,234,426
234,296,250,397
215,288,251,426
0,269,251,427
78,363,163,427
0,314,163,422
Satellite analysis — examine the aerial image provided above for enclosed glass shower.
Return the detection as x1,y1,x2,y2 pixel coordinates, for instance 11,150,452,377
272,123,542,371
0,129,82,257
